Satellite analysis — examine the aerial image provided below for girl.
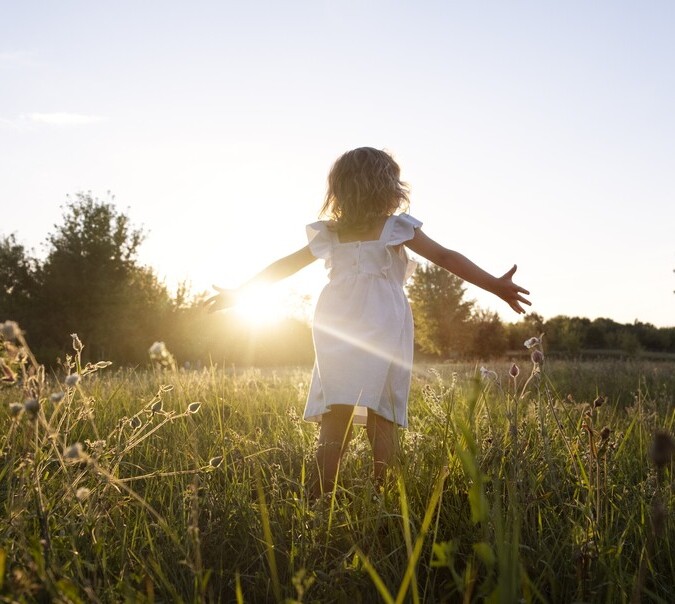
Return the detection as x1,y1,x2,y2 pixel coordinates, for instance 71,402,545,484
206,147,530,497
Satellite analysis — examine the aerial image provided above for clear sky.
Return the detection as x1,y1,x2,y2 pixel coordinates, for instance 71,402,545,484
2,1,674,327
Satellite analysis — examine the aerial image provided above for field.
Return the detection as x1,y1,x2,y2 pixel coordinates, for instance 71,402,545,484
1,335,674,603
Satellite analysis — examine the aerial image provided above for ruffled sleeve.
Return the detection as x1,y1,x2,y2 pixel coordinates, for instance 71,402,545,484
306,221,332,260
387,214,423,246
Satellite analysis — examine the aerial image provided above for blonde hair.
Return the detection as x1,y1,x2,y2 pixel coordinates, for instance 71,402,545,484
320,147,410,230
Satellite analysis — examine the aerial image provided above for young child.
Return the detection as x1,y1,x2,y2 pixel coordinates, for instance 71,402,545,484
206,147,530,497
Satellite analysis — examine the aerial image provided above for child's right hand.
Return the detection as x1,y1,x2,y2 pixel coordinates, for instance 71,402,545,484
495,265,531,314
204,285,238,313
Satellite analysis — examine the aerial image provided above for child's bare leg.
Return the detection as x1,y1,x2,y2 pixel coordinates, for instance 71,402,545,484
311,404,354,498
366,410,398,488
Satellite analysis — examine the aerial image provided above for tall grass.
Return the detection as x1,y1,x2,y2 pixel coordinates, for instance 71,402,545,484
1,325,673,602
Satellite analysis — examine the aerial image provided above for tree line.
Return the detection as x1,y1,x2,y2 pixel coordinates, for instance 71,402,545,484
2,195,673,368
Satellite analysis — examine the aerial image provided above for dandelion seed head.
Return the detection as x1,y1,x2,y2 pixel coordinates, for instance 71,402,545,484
23,398,39,414
148,341,169,359
65,374,80,387
64,442,83,460
50,391,65,403
76,487,91,501
1,320,20,341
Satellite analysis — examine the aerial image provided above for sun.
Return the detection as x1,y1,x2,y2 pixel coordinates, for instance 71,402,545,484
230,284,293,326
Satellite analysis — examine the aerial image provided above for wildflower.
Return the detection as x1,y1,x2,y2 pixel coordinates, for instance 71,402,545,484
523,336,541,349
600,426,611,441
531,350,544,365
187,401,202,414
70,333,84,353
509,363,520,378
65,374,80,387
649,430,675,468
148,341,169,360
593,395,605,408
9,402,23,417
64,442,84,461
150,400,163,413
76,487,91,501
209,455,224,468
23,398,40,415
50,391,65,403
1,320,20,341
479,366,498,381
130,415,142,429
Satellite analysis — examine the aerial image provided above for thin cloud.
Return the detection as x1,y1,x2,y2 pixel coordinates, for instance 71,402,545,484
25,113,106,126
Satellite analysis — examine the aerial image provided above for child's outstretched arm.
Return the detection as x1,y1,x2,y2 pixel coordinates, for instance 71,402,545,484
204,245,316,313
405,229,531,314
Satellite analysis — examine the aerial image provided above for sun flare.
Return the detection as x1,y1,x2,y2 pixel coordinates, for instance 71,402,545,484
230,284,293,326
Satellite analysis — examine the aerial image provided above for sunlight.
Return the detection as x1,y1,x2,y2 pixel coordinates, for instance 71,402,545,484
231,284,293,326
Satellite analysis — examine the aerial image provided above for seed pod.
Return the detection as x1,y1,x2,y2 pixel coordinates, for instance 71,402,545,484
593,396,605,408
187,402,202,414
509,363,520,378
531,350,544,365
130,416,142,429
150,400,163,413
70,333,84,353
600,426,611,441
650,430,675,468
9,402,23,417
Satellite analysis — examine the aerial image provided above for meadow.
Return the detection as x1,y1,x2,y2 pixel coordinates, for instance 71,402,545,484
1,327,674,603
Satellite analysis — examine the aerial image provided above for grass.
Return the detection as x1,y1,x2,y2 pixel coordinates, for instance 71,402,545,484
1,330,674,603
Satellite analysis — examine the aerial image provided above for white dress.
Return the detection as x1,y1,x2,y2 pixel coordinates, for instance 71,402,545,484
304,213,422,427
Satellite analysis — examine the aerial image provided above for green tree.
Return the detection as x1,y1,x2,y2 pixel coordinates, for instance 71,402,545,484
467,309,507,359
0,234,38,325
505,312,545,350
34,193,173,363
407,263,473,357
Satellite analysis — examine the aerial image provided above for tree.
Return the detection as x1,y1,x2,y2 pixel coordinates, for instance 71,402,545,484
33,193,174,363
0,234,38,325
467,309,507,359
505,312,545,350
407,263,473,357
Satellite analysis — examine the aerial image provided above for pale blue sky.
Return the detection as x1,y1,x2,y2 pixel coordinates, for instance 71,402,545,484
1,1,674,326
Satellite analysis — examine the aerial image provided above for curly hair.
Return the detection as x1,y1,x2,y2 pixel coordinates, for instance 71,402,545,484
320,147,410,230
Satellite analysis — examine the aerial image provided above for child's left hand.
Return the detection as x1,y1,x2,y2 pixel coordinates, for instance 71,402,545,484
204,285,238,313
496,265,531,314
